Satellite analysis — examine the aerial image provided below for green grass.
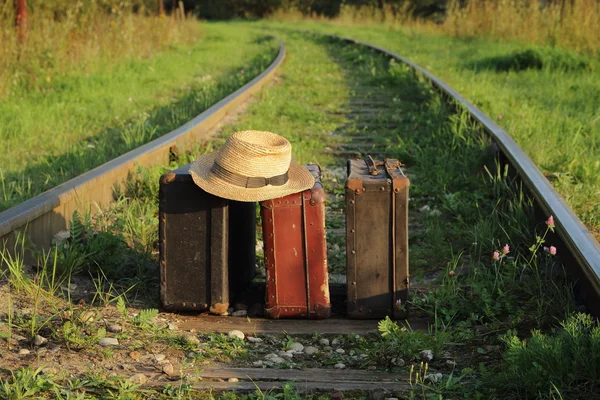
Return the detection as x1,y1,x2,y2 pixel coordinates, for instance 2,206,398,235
0,24,279,212
257,20,600,241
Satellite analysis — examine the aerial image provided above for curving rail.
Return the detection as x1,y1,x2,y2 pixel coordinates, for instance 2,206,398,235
0,37,286,256
336,36,600,313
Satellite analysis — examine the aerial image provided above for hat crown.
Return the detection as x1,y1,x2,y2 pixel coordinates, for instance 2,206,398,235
215,131,291,178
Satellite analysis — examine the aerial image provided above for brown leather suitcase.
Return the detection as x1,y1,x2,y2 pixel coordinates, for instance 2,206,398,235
159,164,255,313
346,157,409,319
261,164,331,319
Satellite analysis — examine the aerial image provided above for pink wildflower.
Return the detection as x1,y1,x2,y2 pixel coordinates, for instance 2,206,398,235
546,215,555,229
492,251,500,261
395,299,402,310
502,244,510,255
448,270,456,277
544,246,557,256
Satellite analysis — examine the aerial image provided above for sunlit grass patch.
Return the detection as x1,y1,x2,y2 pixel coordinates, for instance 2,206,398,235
0,25,279,212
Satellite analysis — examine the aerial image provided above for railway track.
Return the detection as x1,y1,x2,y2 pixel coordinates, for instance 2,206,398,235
1,31,599,396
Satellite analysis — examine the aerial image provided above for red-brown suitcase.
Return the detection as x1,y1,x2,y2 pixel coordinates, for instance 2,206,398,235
261,164,331,319
346,157,409,319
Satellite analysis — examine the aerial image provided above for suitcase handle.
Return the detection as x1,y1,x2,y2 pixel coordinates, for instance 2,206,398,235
364,155,380,175
383,158,404,178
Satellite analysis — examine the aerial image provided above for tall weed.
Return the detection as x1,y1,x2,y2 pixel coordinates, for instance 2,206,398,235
0,6,200,99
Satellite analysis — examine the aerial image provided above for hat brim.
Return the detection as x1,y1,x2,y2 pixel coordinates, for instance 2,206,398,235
189,152,316,202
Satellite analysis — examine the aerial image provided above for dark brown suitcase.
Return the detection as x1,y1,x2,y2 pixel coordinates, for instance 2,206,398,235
159,164,256,313
261,164,331,319
346,157,409,319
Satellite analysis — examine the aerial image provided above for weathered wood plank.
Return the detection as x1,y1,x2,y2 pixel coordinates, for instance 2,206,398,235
181,380,411,392
197,367,407,383
177,315,379,334
321,150,386,156
337,122,398,129
328,143,390,149
176,315,431,334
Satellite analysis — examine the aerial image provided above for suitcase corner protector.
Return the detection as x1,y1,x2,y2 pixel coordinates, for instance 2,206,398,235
160,172,177,185
346,178,364,194
209,302,230,315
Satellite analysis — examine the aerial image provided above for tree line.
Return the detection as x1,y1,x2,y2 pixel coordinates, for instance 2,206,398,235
190,0,448,20
2,0,449,20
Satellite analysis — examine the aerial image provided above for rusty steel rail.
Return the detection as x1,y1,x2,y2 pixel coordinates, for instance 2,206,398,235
0,37,286,254
338,36,600,313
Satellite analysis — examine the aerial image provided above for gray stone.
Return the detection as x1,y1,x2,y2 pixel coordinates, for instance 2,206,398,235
429,209,442,217
252,360,264,367
128,373,147,385
371,389,390,400
228,378,239,383
228,330,245,340
323,346,333,351
318,338,330,346
334,363,346,369
419,205,431,213
107,324,122,333
168,323,177,330
264,353,285,364
232,310,247,317
183,335,200,346
42,367,58,375
247,336,263,343
49,344,60,352
121,363,137,372
33,335,48,346
392,357,405,367
18,349,30,355
79,311,95,323
12,333,27,342
419,349,434,362
331,339,340,346
367,365,377,370
288,342,304,352
304,346,318,355
386,398,399,400
154,354,166,362
99,338,119,347
426,373,443,384
278,351,293,360
335,348,345,354
162,362,175,376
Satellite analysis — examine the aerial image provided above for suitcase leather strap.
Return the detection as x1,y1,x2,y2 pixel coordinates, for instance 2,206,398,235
364,155,380,175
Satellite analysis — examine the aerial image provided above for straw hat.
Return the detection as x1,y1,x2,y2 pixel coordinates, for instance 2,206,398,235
189,130,315,202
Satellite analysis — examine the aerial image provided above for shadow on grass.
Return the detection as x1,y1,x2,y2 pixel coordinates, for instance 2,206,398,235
464,47,592,73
